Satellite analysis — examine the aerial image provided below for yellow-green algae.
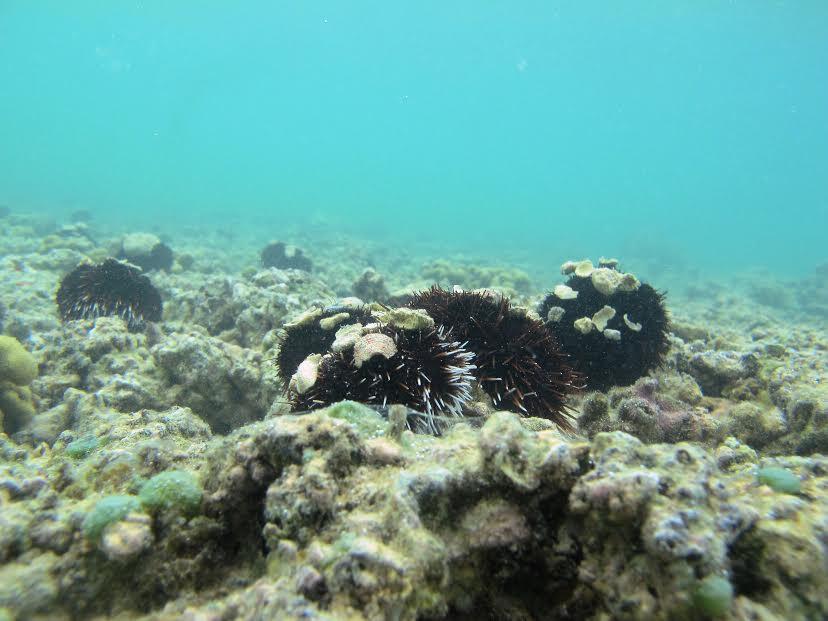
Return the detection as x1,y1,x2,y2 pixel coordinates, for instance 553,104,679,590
0,336,38,385
0,335,38,433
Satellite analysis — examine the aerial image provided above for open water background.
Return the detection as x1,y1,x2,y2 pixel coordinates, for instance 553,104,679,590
1,1,826,277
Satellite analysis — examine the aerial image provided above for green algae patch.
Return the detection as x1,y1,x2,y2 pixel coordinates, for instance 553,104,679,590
325,400,388,438
757,466,801,494
0,335,38,386
66,435,99,459
83,495,142,541
692,575,733,618
139,470,203,515
0,335,38,434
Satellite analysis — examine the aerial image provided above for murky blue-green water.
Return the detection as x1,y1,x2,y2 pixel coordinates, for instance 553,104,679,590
1,1,826,275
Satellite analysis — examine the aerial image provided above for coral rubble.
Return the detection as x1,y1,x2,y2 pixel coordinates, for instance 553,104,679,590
2,404,826,620
0,217,826,620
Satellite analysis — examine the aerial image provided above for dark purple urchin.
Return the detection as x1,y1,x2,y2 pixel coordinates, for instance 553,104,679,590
290,325,476,433
275,305,376,383
56,259,162,328
407,287,580,430
138,241,174,272
261,241,312,271
538,273,669,391
119,241,174,272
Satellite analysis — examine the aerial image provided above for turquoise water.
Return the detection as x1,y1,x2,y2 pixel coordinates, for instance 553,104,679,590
1,2,826,275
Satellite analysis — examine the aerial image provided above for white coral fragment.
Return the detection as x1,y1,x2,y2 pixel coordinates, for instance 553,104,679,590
332,323,364,352
375,307,434,331
623,313,642,332
603,329,621,341
574,260,595,278
553,284,578,300
561,259,594,278
284,307,322,328
590,268,640,296
291,354,321,394
574,317,594,335
319,312,350,331
546,306,565,323
353,333,398,368
591,305,616,331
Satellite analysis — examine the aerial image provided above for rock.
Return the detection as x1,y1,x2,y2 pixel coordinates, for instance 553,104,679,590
100,512,154,561
721,402,786,449
162,270,334,348
687,350,755,396
351,268,389,302
460,499,530,549
0,553,59,617
152,328,278,433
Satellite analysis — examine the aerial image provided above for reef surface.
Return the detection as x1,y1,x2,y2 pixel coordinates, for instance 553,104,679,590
0,210,826,621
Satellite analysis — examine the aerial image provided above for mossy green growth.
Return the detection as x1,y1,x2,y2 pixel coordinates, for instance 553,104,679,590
325,400,388,438
0,335,38,386
757,466,801,494
139,469,202,515
83,495,142,541
692,575,733,618
0,384,36,431
0,336,39,434
66,435,99,459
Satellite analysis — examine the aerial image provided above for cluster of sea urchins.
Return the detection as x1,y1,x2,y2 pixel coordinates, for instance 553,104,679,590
56,258,163,328
278,289,581,432
538,258,670,391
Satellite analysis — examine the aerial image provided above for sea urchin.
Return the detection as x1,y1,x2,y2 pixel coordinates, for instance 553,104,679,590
275,304,375,383
261,241,312,271
56,259,163,328
538,259,670,391
407,287,580,430
289,325,476,433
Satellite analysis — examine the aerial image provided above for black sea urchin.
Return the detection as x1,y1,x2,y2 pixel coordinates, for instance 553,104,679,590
261,241,312,271
538,260,669,391
138,241,173,272
275,305,375,383
289,325,476,433
56,259,162,327
119,241,174,272
407,287,579,430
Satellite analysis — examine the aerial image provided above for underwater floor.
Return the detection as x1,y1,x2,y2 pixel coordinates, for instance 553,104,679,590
0,209,826,620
